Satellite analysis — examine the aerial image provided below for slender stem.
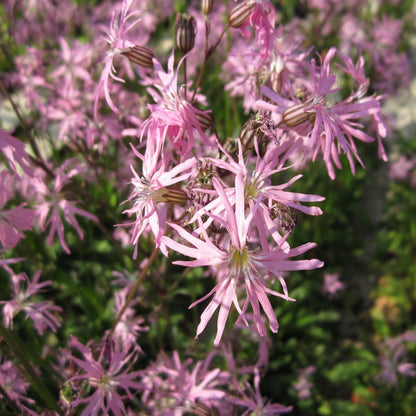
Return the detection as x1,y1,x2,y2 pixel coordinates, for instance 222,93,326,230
109,246,160,337
191,23,230,103
183,55,188,100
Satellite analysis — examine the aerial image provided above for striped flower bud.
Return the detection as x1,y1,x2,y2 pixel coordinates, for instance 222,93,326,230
201,0,213,15
176,14,196,54
153,187,189,205
195,111,212,130
282,101,316,127
239,118,257,151
228,0,255,28
121,45,154,68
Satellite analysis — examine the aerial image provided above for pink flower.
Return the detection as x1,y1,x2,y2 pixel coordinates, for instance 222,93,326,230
34,159,98,254
258,48,387,179
388,155,416,182
122,139,196,258
376,331,416,387
94,0,144,115
50,37,93,86
141,50,212,155
0,129,33,177
0,358,34,411
322,272,344,298
228,367,292,415
139,350,229,414
293,366,316,400
224,34,310,113
0,270,61,335
111,288,149,352
232,0,277,60
163,173,323,345
191,138,324,238
7,47,51,113
0,171,35,249
68,336,142,416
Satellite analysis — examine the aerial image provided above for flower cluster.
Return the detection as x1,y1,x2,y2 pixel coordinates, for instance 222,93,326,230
0,0,412,414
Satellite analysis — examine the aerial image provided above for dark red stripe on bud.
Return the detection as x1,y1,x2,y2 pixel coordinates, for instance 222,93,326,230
195,111,212,130
176,14,196,53
153,187,189,205
239,118,257,151
201,0,213,15
282,102,316,127
121,45,154,68
228,0,255,28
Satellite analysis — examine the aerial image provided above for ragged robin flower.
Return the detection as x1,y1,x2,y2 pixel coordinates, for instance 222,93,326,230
163,172,323,345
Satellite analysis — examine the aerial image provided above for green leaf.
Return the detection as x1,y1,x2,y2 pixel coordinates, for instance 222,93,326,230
326,360,372,384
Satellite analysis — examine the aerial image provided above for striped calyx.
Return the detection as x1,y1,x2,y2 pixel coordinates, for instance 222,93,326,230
228,0,255,28
176,14,196,53
121,45,154,68
282,101,316,127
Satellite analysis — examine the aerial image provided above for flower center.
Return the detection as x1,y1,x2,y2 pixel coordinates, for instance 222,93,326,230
230,247,252,279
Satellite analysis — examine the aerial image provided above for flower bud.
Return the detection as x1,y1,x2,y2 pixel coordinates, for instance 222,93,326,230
176,14,196,54
239,118,257,152
195,111,212,130
228,0,255,28
282,102,316,127
153,187,189,205
201,0,213,15
121,45,154,68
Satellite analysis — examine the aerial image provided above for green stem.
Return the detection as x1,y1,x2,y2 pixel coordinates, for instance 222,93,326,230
109,246,160,337
191,23,230,103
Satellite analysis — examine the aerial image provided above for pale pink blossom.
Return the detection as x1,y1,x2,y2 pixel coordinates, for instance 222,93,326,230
0,270,61,335
0,129,33,177
139,350,229,415
68,336,142,416
34,159,98,254
191,138,324,240
163,173,323,345
122,139,196,258
50,37,93,85
388,155,416,182
293,366,316,400
236,0,277,60
0,171,35,249
258,48,387,179
376,331,416,387
94,0,144,115
322,272,344,298
228,367,292,415
110,288,149,353
141,50,212,156
0,358,34,411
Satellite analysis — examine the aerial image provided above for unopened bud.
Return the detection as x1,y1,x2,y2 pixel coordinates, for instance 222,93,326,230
282,102,316,127
121,45,154,68
195,111,212,130
239,119,257,151
228,0,255,28
176,14,196,54
202,0,213,15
